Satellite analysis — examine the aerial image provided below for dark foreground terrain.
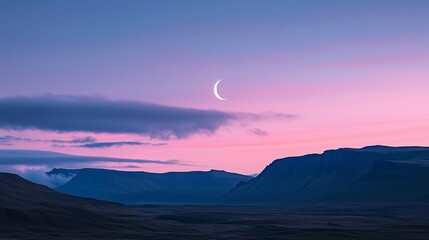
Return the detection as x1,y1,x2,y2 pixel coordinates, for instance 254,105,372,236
135,205,429,240
2,204,429,239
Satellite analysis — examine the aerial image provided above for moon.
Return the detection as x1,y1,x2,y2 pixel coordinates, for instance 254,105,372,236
213,79,227,101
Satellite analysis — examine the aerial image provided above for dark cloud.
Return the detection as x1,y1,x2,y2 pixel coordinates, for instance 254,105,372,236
0,95,297,140
77,141,145,148
0,149,190,167
0,95,236,140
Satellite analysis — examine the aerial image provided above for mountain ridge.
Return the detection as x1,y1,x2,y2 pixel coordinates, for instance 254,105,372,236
53,168,253,204
218,145,429,204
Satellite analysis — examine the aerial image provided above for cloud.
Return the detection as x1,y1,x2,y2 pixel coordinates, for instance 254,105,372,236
152,142,168,146
247,128,269,136
0,95,297,140
0,149,191,167
0,135,32,144
0,165,74,188
122,165,141,169
0,134,167,149
22,168,73,188
51,136,96,144
0,135,97,145
77,141,146,148
237,112,297,121
0,95,236,140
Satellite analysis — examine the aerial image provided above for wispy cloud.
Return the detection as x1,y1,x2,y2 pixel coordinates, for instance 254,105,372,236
77,141,146,148
0,149,191,167
0,134,167,149
0,135,32,145
237,112,297,121
50,136,96,144
247,128,269,136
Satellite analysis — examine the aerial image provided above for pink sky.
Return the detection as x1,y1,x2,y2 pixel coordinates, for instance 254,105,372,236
2,62,428,175
1,1,429,175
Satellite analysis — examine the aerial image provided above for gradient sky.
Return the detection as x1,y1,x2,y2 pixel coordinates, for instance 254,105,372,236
1,0,429,175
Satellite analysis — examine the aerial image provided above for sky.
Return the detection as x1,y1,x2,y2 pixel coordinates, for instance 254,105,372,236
0,0,429,176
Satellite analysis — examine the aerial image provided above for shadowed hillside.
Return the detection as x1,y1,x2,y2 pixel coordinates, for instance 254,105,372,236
219,146,429,204
0,172,193,238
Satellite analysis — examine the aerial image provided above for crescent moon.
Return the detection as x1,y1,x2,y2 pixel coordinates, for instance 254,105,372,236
213,79,227,101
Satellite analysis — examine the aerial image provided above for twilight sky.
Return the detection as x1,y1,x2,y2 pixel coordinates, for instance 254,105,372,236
0,0,429,175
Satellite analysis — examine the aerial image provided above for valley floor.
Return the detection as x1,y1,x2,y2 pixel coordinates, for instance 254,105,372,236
2,204,429,240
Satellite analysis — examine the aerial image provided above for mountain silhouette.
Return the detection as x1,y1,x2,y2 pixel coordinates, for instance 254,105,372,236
219,146,429,204
51,168,253,204
46,168,81,178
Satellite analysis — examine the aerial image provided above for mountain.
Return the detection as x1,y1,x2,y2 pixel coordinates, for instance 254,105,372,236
219,146,429,204
53,168,253,204
2,172,429,239
0,172,185,238
46,168,81,178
